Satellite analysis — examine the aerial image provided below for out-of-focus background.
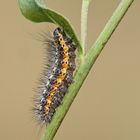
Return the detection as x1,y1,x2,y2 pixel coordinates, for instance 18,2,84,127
0,0,139,140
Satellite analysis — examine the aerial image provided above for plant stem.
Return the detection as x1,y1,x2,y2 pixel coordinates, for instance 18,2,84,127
81,0,92,50
86,0,134,69
41,0,134,140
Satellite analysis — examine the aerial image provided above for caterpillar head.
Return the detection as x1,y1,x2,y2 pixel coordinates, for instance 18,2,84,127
53,27,65,37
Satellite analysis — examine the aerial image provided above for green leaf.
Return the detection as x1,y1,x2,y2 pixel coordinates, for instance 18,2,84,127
18,0,83,55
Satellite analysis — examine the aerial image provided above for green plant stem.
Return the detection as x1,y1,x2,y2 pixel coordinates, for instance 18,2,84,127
81,0,92,50
41,0,134,140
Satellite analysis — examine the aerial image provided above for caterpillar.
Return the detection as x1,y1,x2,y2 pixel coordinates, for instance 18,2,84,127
34,27,76,125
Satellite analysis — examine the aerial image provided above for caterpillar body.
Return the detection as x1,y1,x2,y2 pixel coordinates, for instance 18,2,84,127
34,27,76,125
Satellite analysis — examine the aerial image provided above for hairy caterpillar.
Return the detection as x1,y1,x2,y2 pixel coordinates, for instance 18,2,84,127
34,27,76,125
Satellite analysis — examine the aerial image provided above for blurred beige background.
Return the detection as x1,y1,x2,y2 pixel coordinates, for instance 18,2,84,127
0,0,139,140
